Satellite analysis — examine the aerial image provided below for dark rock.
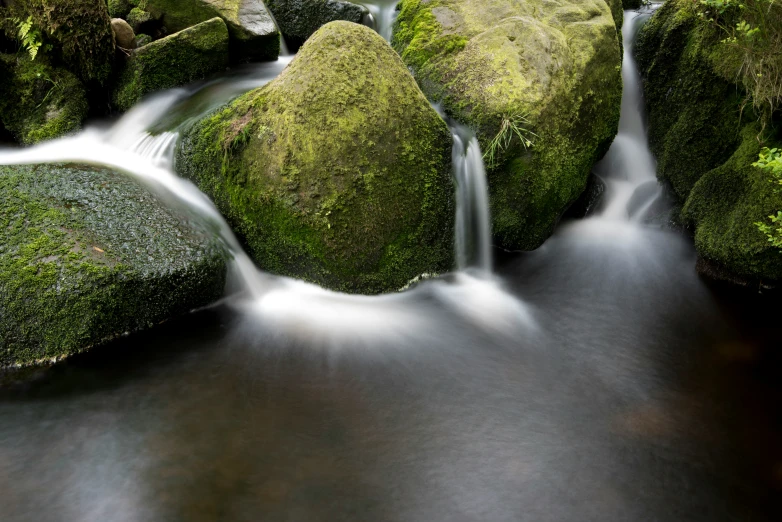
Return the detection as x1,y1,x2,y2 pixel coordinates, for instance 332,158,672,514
265,0,368,45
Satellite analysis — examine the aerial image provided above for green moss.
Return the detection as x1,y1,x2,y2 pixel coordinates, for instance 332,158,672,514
682,125,782,281
9,0,116,85
0,164,227,369
177,21,454,294
126,6,154,32
145,0,280,62
636,0,745,199
392,0,622,250
0,53,88,145
636,0,782,283
264,0,367,43
112,17,230,112
108,0,138,19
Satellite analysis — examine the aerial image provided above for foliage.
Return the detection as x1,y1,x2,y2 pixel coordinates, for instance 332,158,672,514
695,0,782,127
483,113,538,169
753,147,782,248
11,16,46,60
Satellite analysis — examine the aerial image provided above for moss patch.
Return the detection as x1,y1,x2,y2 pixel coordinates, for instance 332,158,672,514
0,164,227,369
392,0,623,250
111,17,230,112
636,0,782,284
0,53,88,145
177,21,454,294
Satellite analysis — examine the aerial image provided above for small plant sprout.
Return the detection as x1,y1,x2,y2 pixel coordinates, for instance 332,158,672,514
483,112,538,169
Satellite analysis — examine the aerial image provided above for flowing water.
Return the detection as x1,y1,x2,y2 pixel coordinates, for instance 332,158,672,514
1,8,781,522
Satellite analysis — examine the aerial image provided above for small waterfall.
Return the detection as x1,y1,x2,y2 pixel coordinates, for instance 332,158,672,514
593,7,660,222
361,0,398,42
451,124,492,273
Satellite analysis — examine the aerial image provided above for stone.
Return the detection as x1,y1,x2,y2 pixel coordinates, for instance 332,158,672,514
112,17,230,112
0,163,227,369
392,0,623,251
112,17,137,49
176,21,455,294
264,0,368,43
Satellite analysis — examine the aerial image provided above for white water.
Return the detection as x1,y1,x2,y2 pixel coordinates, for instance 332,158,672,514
593,8,660,222
361,0,398,42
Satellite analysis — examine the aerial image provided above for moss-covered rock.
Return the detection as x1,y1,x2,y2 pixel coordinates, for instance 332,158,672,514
108,0,138,19
177,21,454,294
112,17,229,112
0,164,227,369
144,0,280,62
392,0,623,251
0,53,88,145
264,0,368,44
126,5,155,33
6,0,115,85
636,0,782,285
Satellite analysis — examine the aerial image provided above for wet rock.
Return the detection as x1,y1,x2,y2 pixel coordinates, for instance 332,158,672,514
392,0,623,251
636,0,782,285
265,0,368,44
144,0,280,62
112,17,137,49
177,21,454,294
0,53,88,145
0,163,227,369
112,17,230,112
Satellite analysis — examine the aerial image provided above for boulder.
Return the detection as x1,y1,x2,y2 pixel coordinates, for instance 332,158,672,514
108,0,136,19
126,6,155,33
144,0,280,62
6,0,115,85
111,17,137,49
0,54,88,145
177,21,454,294
0,164,227,369
112,17,230,112
264,0,368,44
636,0,782,285
392,0,623,251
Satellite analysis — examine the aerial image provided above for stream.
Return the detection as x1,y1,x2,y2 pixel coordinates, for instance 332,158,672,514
0,7,781,522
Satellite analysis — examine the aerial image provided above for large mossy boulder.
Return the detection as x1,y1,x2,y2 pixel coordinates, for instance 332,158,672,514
3,0,115,85
636,0,782,284
144,0,280,62
0,54,88,145
112,17,230,112
0,164,227,369
177,21,454,294
264,0,368,44
392,0,623,251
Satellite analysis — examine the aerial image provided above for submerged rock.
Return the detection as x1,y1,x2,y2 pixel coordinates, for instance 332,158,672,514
265,0,368,44
177,21,454,294
392,0,623,251
0,54,88,145
636,0,782,285
112,17,230,112
144,0,280,61
0,164,227,369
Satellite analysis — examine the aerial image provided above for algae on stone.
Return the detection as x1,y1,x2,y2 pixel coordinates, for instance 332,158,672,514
264,0,368,44
636,0,782,284
112,17,230,112
0,53,88,145
0,164,227,369
392,0,623,251
144,0,280,61
177,21,454,294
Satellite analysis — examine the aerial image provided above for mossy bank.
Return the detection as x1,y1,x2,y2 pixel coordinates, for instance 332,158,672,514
177,21,454,294
0,164,227,369
636,0,782,285
392,0,623,250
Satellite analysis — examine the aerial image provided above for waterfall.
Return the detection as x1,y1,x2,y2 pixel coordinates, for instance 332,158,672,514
451,124,493,273
593,7,660,222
